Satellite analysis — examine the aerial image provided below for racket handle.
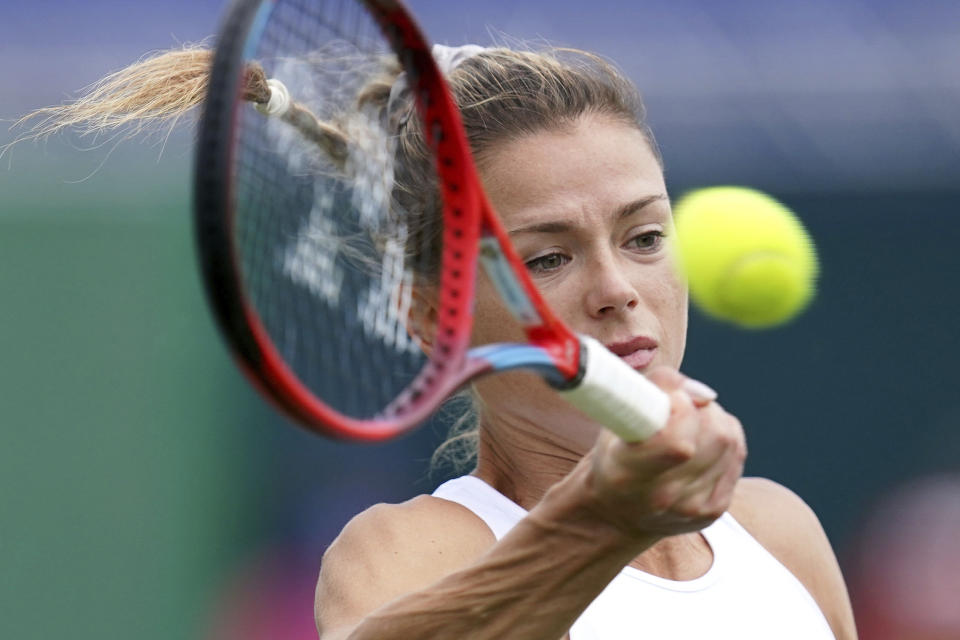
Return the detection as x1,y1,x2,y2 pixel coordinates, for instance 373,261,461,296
558,335,671,442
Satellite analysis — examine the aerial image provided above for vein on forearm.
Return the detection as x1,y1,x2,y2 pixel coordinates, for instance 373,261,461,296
349,475,651,640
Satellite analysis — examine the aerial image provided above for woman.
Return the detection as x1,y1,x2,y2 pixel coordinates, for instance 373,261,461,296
312,47,855,640
17,42,856,640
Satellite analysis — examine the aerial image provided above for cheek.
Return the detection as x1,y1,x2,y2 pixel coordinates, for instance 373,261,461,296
471,260,690,369
470,274,528,346
651,266,689,366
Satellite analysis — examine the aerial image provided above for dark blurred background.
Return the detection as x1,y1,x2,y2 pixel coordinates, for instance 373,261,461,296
2,1,958,638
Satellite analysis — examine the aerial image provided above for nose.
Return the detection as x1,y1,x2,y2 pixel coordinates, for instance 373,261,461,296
584,252,639,318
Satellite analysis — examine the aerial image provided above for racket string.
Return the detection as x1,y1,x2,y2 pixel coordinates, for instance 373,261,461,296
230,0,443,421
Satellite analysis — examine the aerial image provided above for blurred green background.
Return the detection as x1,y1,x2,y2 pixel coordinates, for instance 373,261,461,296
1,149,251,637
3,1,958,638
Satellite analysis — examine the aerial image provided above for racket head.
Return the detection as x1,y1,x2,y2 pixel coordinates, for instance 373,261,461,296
194,0,580,441
194,0,489,440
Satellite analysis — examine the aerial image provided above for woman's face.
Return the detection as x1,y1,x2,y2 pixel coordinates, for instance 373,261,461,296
471,114,689,449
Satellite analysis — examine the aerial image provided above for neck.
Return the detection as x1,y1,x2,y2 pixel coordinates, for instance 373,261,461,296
472,412,590,511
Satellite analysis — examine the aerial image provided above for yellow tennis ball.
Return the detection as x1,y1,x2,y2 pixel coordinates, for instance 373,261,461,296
672,186,819,329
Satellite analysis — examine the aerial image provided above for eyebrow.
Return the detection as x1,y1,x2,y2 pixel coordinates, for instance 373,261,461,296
506,194,668,236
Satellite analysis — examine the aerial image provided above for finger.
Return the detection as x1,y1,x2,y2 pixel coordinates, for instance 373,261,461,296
605,389,699,478
645,366,687,393
679,410,747,513
681,377,718,408
704,418,747,511
647,367,718,408
658,440,743,523
654,403,744,496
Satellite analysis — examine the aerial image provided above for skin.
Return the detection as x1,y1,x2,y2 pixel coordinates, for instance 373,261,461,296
315,114,857,640
470,113,688,509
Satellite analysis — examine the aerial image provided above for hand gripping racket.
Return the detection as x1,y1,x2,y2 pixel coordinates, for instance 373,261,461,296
193,0,671,442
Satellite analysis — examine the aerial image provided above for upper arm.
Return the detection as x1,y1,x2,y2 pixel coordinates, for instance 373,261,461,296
730,477,857,640
314,496,495,639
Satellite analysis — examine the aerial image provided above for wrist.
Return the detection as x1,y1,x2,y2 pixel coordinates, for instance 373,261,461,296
532,460,661,558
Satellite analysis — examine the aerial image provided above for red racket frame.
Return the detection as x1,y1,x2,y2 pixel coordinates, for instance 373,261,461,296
194,0,582,440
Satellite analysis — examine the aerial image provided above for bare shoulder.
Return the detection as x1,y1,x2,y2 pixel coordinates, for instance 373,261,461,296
315,494,495,639
729,477,857,640
730,477,823,562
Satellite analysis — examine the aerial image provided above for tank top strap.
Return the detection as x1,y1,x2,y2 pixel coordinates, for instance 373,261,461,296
432,475,528,540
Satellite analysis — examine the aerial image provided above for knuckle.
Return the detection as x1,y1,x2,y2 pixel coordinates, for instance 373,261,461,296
605,467,633,492
701,504,726,521
685,496,727,522
710,487,737,516
676,502,698,519
709,412,745,446
726,418,748,461
650,486,677,512
671,388,696,411
592,458,629,493
735,440,748,463
676,500,714,521
667,393,696,425
663,439,696,464
722,427,744,451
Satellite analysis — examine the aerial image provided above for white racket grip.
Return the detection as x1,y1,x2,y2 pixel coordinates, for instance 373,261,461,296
558,335,670,442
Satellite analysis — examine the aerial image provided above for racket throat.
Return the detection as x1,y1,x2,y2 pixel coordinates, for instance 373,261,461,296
478,236,542,325
477,235,581,380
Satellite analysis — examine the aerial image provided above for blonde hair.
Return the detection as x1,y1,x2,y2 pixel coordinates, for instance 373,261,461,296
6,46,213,151
454,48,659,166
362,47,662,283
11,42,658,474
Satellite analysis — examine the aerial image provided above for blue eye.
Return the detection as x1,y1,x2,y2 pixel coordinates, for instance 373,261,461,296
525,252,569,274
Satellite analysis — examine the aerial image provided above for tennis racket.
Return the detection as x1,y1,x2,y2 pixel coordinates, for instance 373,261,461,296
193,0,671,442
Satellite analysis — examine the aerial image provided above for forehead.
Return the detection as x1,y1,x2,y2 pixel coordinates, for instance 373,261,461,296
477,115,666,226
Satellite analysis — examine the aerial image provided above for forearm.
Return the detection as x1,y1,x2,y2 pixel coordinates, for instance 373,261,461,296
344,467,656,640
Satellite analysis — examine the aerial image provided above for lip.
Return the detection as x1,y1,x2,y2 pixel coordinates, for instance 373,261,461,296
604,336,658,370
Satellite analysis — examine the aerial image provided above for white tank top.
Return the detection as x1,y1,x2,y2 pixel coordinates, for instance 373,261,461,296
433,475,835,639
